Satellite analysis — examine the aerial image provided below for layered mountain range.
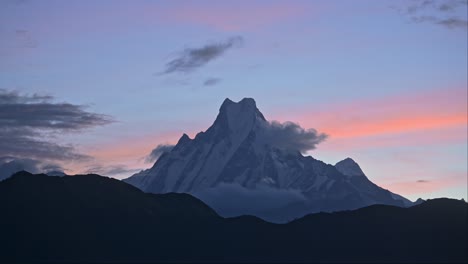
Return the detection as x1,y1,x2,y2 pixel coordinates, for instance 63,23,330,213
124,98,412,222
1,172,466,263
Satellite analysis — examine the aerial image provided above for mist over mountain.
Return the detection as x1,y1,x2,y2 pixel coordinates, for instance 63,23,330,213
124,98,412,222
0,156,66,181
1,171,466,263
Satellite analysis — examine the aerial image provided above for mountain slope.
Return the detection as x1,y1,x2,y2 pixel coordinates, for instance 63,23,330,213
1,172,466,263
124,98,411,222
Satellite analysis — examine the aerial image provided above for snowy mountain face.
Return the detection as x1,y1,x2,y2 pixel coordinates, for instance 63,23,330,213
124,98,412,222
335,158,365,177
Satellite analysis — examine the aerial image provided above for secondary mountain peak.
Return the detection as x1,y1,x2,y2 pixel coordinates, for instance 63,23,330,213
335,157,365,177
414,198,426,205
177,133,192,144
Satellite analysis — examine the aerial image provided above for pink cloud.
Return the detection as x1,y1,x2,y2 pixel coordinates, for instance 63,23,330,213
318,126,466,152
273,87,467,151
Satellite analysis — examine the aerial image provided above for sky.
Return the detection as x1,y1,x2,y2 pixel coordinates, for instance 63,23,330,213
0,0,466,201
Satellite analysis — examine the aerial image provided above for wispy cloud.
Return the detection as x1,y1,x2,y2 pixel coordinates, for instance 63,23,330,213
0,128,91,161
85,164,141,177
417,179,430,183
380,173,466,196
145,144,175,163
0,156,63,180
276,87,467,147
0,89,111,130
436,17,468,28
0,89,113,161
203,78,222,86
160,36,243,74
393,0,468,29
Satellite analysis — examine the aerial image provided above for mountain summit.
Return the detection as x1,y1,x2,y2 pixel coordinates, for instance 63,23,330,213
124,98,411,222
335,157,366,177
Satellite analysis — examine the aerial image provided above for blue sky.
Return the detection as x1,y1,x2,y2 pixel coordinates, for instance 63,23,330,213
0,0,466,201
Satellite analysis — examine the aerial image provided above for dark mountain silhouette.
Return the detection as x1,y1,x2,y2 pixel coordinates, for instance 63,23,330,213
1,171,467,263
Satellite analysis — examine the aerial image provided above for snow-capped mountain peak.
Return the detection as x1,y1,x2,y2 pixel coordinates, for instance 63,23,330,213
335,157,365,177
124,98,413,223
217,97,266,134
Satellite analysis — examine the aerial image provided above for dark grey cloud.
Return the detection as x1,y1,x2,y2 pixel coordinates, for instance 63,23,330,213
404,0,467,14
438,1,462,11
0,89,113,161
417,179,430,183
161,36,243,74
436,17,468,28
203,78,222,86
0,156,64,181
193,183,307,220
0,128,91,161
0,89,52,104
145,144,175,163
411,15,468,28
261,121,328,153
0,89,112,130
393,0,468,29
